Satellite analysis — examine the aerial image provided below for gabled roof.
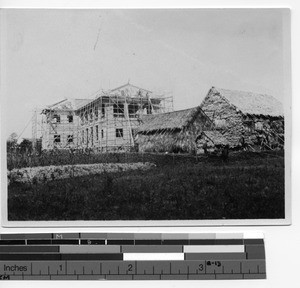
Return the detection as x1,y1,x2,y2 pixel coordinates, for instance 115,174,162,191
44,83,153,111
108,83,152,99
110,83,152,94
204,87,284,117
75,83,155,111
137,106,205,132
47,98,92,111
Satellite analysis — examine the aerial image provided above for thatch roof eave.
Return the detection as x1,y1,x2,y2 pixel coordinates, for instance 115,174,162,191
137,106,207,133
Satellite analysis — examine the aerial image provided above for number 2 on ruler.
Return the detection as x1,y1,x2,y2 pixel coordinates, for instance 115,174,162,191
127,264,133,272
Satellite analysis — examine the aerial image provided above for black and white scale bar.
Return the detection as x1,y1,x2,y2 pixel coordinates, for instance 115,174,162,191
0,232,266,280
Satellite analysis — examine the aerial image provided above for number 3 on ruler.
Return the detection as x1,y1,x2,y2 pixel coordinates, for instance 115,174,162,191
198,264,204,271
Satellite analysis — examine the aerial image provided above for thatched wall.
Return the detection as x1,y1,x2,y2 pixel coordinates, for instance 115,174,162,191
200,91,244,147
135,129,194,153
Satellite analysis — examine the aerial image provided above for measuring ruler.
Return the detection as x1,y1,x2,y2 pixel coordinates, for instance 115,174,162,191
0,232,266,280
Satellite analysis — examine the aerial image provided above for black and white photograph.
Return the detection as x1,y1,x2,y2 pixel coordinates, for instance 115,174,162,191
1,8,291,223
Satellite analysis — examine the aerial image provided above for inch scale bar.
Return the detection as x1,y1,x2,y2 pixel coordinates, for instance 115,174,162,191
0,232,266,280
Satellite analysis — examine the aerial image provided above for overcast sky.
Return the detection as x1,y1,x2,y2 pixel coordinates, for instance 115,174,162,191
1,8,290,139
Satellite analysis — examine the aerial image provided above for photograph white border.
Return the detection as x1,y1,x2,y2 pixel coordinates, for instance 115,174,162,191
0,1,292,228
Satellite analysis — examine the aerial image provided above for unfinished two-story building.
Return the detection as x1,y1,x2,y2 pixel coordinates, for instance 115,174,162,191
39,83,173,151
75,83,173,151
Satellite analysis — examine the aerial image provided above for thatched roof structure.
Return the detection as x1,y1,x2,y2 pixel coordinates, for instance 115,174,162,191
207,87,283,117
137,107,206,133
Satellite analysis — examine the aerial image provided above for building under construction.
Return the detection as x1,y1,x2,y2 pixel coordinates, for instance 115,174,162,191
36,83,173,151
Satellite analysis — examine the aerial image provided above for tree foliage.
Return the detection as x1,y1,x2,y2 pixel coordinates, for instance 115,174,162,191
7,133,18,151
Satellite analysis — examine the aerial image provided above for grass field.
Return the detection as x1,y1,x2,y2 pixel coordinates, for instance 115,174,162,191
7,151,285,221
